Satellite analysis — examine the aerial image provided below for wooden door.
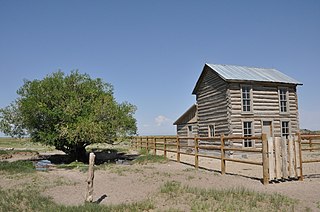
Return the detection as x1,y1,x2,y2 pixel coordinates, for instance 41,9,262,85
262,121,272,139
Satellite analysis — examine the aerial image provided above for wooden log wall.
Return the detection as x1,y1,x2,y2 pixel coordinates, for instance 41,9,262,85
195,67,230,137
228,82,300,138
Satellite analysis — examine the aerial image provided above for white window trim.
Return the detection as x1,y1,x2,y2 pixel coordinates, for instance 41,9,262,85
241,85,253,114
242,119,255,148
278,87,289,114
280,119,291,138
208,124,215,137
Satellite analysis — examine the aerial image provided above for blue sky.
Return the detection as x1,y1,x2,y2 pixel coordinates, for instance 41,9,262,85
0,1,319,135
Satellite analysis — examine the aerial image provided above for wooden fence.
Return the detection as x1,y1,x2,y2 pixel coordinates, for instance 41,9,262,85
131,134,320,185
299,134,320,180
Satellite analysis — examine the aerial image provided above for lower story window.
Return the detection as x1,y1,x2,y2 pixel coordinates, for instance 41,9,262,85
281,121,290,138
243,121,253,147
208,125,215,137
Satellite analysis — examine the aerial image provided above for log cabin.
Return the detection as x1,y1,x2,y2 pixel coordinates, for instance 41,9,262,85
174,64,302,147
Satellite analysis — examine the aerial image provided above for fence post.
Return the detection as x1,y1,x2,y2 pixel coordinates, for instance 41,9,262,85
220,134,226,175
140,137,142,150
297,133,303,181
262,133,269,185
153,137,157,155
85,152,95,202
134,137,137,149
164,137,167,158
146,137,149,153
281,137,288,179
177,137,180,162
195,137,199,169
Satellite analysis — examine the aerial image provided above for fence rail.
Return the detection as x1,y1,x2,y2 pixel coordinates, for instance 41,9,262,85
300,134,320,168
132,133,320,185
132,134,270,184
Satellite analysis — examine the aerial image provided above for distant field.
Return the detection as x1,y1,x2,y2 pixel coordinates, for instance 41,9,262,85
0,137,55,152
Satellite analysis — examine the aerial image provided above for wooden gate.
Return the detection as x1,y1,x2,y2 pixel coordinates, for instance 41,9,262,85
267,136,302,181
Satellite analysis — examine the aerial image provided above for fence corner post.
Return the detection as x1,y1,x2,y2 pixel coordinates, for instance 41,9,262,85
220,134,226,175
262,133,269,185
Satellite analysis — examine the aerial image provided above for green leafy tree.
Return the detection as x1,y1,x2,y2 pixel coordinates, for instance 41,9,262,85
0,101,27,139
0,71,137,161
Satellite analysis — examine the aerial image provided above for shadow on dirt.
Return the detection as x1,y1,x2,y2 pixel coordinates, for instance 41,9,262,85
39,149,140,165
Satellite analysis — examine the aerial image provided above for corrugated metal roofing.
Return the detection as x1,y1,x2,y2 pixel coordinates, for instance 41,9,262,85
206,64,302,85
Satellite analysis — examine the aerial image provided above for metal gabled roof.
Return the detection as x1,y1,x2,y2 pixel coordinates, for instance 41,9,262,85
173,104,197,125
192,64,302,94
206,64,302,85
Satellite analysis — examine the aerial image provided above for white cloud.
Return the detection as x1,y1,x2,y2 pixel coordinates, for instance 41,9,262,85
155,115,172,126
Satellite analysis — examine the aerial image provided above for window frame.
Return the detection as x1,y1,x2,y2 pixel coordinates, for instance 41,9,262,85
242,120,254,148
208,124,215,137
281,120,290,139
278,87,289,114
241,85,253,114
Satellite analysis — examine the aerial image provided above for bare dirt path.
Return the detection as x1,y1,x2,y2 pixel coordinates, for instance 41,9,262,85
37,161,320,211
1,151,320,211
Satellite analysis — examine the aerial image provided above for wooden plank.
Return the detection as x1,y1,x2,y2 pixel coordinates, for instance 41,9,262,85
163,137,167,158
274,137,282,179
195,138,199,169
281,137,288,179
288,135,295,178
268,137,275,180
176,137,180,162
224,158,262,166
221,134,226,175
262,134,269,185
293,135,298,177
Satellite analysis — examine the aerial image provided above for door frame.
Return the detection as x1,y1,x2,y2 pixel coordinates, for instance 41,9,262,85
261,119,274,139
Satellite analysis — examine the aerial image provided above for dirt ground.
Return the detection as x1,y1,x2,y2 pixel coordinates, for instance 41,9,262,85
1,150,320,211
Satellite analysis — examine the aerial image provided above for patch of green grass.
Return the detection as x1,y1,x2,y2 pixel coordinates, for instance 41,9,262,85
0,137,55,152
0,187,154,212
158,181,296,211
138,148,149,155
0,150,10,155
133,154,168,165
0,161,35,174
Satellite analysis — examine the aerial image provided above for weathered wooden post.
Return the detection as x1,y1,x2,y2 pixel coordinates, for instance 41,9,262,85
274,137,282,180
177,136,181,162
163,137,167,158
281,137,288,179
297,133,304,181
220,134,226,175
262,133,269,185
140,137,143,150
195,137,199,169
85,152,95,202
146,137,149,152
153,137,157,155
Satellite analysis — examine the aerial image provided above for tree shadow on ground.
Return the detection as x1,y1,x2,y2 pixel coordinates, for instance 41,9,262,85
38,149,139,165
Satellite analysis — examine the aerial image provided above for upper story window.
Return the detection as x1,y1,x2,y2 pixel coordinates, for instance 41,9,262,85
279,88,288,113
208,124,215,137
241,86,252,112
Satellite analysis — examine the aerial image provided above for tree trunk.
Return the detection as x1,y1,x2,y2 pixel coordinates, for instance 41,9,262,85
71,145,88,162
